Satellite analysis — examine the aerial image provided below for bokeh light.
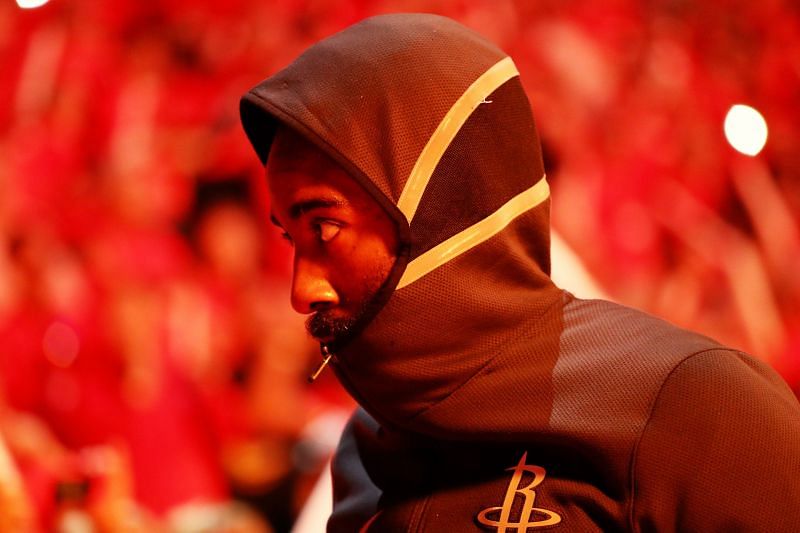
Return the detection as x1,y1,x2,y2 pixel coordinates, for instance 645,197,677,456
42,321,79,368
724,104,769,156
16,0,50,8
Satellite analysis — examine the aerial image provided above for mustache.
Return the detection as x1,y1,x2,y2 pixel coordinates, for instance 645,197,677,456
306,310,357,341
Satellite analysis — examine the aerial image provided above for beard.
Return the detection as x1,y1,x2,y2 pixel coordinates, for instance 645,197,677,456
305,267,390,344
306,309,360,342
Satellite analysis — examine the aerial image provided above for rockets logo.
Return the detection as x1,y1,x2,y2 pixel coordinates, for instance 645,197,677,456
476,452,561,531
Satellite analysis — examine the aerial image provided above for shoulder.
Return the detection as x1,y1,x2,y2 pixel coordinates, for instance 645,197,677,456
642,348,800,441
631,349,800,530
563,296,723,353
662,348,797,407
551,297,728,432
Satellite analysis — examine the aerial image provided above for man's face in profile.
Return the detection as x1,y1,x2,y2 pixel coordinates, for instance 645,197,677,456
267,127,398,344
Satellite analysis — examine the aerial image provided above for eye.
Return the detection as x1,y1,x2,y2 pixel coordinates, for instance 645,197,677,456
279,231,293,245
315,221,341,243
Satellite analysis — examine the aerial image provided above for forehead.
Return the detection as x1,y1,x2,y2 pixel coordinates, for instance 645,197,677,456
266,128,374,207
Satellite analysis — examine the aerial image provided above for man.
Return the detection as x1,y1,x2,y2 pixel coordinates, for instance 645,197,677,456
240,13,800,532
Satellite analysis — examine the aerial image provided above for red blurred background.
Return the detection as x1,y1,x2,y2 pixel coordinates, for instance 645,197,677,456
0,0,798,531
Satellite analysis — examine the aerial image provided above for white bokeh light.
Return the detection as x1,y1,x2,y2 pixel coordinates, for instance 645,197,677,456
16,0,50,8
724,104,768,156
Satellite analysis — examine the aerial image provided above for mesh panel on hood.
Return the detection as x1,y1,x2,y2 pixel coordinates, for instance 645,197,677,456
240,13,508,205
409,77,546,262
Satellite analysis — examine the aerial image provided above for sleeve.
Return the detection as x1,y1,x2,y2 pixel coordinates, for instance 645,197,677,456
326,408,382,533
631,349,800,532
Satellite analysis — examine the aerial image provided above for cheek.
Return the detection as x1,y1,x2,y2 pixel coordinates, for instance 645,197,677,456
351,234,396,277
328,236,395,305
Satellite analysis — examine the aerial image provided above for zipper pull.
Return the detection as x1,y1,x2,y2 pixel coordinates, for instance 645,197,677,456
308,344,333,383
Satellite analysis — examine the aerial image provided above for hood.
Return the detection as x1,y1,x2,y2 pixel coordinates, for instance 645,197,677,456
240,13,562,435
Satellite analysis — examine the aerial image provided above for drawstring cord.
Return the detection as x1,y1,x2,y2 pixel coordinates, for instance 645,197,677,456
308,344,333,383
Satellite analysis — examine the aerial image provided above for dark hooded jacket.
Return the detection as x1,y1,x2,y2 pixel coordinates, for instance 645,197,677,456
241,14,800,532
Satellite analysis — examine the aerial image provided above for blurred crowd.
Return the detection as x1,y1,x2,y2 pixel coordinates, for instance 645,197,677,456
0,0,798,531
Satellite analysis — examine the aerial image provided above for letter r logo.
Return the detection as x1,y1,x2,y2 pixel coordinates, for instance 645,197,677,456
476,452,561,531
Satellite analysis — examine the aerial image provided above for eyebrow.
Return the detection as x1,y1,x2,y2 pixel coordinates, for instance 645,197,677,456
270,198,347,227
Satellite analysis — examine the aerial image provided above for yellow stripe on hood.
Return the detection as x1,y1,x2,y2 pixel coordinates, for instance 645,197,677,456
396,56,520,222
398,176,549,289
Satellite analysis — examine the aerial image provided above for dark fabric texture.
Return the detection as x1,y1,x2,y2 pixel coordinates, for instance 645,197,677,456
240,13,508,205
240,13,800,532
633,350,800,530
409,78,545,260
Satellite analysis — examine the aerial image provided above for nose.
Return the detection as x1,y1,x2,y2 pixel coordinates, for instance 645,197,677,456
290,257,339,314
